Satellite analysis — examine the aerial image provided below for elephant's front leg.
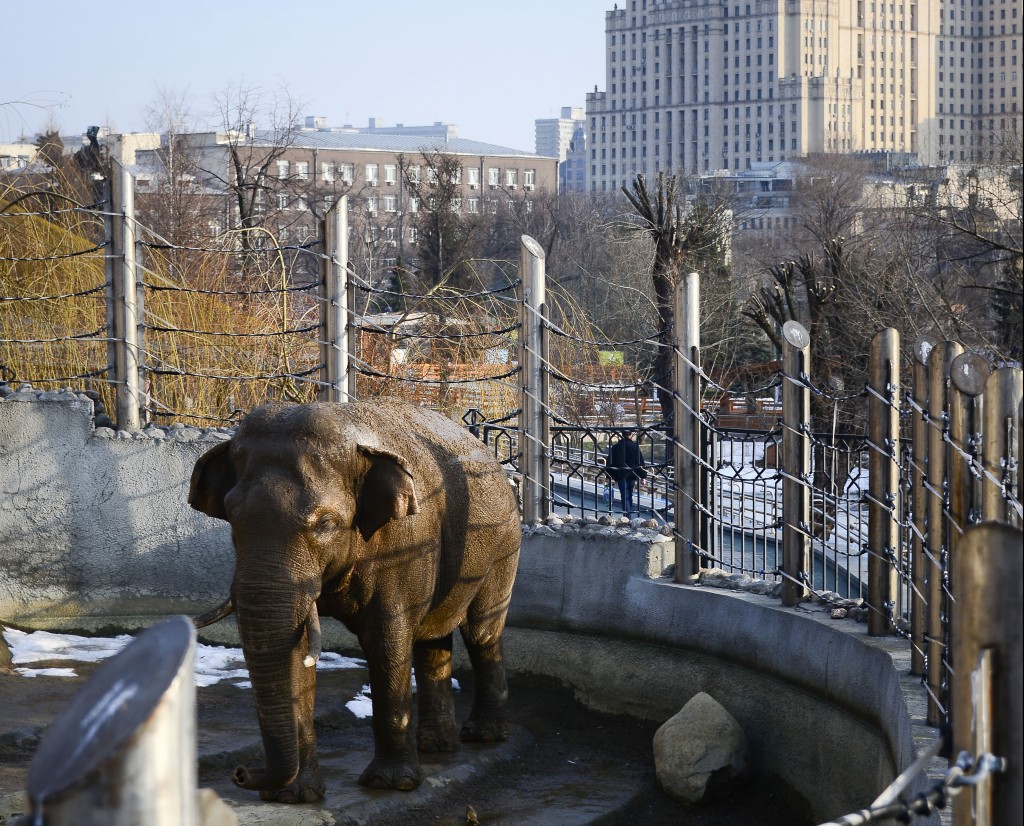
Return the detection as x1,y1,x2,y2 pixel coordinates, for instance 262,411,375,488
414,635,459,753
358,629,421,790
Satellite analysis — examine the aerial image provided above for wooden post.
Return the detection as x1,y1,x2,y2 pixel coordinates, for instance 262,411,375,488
519,235,549,523
910,336,936,675
110,162,142,431
673,272,701,582
981,367,1023,526
925,340,963,727
321,196,352,402
948,351,989,564
781,320,811,607
950,523,1023,826
867,328,900,636
27,616,198,825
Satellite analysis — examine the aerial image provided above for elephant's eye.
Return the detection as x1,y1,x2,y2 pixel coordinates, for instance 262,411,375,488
313,513,340,535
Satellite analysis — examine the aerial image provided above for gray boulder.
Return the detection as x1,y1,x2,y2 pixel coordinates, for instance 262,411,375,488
653,692,750,804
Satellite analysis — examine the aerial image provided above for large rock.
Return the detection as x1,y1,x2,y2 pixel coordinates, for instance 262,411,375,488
653,692,750,804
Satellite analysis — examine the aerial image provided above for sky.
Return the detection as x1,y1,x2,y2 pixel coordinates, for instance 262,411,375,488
1,0,610,154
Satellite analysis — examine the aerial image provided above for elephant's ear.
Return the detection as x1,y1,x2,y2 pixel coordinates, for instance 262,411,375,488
188,440,236,520
354,445,419,541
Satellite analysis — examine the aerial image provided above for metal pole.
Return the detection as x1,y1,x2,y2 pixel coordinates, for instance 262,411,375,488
27,616,198,825
781,320,810,607
111,162,142,432
673,272,701,583
950,523,1023,826
910,336,936,675
321,196,350,402
982,367,1022,526
867,328,900,637
925,340,963,727
519,235,548,523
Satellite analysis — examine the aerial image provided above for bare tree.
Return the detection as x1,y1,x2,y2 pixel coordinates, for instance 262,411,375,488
621,172,732,424
199,83,304,277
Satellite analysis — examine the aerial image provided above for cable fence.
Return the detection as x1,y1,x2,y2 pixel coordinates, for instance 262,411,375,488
3,166,1022,824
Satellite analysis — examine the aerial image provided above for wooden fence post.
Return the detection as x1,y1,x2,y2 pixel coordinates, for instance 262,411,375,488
519,235,549,522
950,523,1023,826
781,320,811,607
925,340,963,727
109,161,142,431
673,272,701,582
867,328,900,636
982,367,1023,526
27,616,198,825
910,336,936,675
321,195,352,402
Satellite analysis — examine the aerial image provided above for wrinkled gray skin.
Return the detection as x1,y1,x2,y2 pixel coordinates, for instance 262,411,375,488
189,399,520,803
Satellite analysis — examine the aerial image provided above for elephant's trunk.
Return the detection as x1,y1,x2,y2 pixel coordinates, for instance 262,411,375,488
231,578,319,793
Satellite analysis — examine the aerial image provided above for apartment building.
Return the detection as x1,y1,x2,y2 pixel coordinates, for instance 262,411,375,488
585,0,1021,192
131,121,558,276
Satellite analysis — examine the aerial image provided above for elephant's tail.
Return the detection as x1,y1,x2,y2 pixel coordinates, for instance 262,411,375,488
193,597,235,628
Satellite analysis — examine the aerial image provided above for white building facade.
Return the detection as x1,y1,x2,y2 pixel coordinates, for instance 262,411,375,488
586,0,1021,192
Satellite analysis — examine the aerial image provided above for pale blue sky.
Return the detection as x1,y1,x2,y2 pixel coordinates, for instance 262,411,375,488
2,0,610,153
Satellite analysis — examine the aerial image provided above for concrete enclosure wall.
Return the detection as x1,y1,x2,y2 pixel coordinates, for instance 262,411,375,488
0,396,925,822
0,393,234,619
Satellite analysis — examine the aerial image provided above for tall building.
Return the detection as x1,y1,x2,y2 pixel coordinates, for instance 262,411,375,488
535,106,588,191
586,0,1022,192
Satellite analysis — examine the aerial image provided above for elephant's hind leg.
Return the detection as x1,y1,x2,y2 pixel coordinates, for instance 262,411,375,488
414,635,460,753
459,548,517,743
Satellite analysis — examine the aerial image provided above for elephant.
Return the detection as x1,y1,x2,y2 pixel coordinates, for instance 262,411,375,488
188,399,521,803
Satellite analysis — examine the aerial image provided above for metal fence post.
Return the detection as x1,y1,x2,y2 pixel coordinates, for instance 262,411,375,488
519,235,549,522
867,328,901,636
26,616,198,825
925,340,963,727
982,367,1023,526
781,320,811,607
321,196,351,402
110,162,142,431
910,336,936,675
950,523,1023,826
673,272,701,583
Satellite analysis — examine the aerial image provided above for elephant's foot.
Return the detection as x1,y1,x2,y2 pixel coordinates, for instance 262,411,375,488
358,754,422,790
460,715,509,743
417,721,461,753
233,765,325,804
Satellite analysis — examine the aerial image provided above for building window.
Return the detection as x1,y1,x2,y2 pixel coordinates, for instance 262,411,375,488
467,167,480,187
276,160,290,178
276,193,289,209
366,164,379,185
367,195,378,214
488,167,500,187
339,163,354,184
409,196,420,213
524,169,536,189
384,195,397,212
467,197,480,213
321,162,335,182
295,161,309,180
505,168,518,188
407,164,421,183
384,164,397,185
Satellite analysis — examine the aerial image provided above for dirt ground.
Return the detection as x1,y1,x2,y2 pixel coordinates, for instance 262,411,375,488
0,646,813,825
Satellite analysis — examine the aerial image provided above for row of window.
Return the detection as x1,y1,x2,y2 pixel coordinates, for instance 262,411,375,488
274,159,538,189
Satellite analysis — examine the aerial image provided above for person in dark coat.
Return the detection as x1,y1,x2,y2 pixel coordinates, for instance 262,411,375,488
606,430,646,518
